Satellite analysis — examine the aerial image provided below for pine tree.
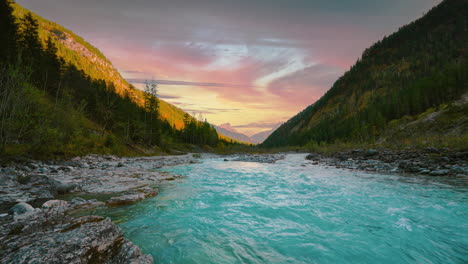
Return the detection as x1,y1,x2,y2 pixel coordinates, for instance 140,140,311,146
0,0,18,65
18,13,42,63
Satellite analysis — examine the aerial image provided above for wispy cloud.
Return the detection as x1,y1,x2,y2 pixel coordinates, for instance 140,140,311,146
158,94,181,100
233,122,283,129
127,78,255,88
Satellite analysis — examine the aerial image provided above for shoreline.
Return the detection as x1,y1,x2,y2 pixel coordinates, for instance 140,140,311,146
303,148,467,177
0,153,204,263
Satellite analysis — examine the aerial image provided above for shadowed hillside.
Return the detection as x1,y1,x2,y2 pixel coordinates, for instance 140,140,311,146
263,0,467,149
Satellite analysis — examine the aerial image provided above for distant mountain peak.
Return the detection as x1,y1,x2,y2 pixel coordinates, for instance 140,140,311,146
215,122,283,144
218,123,238,133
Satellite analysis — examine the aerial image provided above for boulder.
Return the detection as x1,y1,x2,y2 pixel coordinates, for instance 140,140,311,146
42,200,69,209
9,202,34,216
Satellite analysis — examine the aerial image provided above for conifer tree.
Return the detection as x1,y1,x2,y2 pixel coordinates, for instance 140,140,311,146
0,0,17,65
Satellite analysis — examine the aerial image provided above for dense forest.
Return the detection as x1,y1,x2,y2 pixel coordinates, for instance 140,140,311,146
262,0,467,148
0,0,225,158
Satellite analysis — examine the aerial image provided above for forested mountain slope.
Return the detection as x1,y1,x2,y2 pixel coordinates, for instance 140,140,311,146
262,0,467,148
12,3,188,129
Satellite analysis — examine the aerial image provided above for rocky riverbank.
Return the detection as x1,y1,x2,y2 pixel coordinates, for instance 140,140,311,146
304,148,468,177
0,198,153,263
0,153,202,263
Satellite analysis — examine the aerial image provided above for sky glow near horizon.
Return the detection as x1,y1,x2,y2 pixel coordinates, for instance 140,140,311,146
17,0,441,135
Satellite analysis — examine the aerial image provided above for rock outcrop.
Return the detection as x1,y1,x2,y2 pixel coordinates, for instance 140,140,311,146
0,200,153,264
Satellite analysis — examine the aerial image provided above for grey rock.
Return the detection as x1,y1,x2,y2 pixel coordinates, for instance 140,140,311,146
55,183,77,194
233,154,285,163
425,147,439,153
58,166,74,172
9,202,34,215
0,205,153,264
137,187,159,198
439,157,450,162
305,153,319,160
42,200,69,209
450,166,466,174
429,169,450,176
37,167,49,173
107,193,146,206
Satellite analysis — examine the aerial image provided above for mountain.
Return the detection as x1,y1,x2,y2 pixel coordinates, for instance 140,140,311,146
214,122,282,144
12,3,189,130
262,0,467,149
250,123,282,144
214,124,254,144
218,123,239,133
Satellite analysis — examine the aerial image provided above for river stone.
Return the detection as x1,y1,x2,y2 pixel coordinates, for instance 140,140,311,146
9,202,34,215
42,200,69,209
450,166,466,174
425,147,439,153
56,183,77,194
429,169,450,176
305,153,319,160
106,193,146,206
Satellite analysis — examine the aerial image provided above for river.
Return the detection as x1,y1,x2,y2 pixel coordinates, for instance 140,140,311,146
97,154,468,263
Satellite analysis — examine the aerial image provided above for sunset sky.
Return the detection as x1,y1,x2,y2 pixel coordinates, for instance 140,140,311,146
17,0,441,135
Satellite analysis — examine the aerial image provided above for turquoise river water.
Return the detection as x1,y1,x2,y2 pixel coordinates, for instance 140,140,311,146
99,154,468,263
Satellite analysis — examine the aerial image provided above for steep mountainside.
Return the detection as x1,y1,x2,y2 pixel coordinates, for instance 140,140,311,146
12,4,188,129
263,0,467,148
